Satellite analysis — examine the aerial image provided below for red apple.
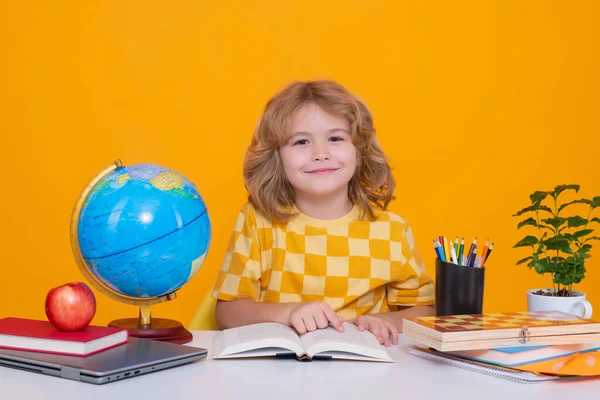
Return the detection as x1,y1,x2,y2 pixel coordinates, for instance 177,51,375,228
45,282,96,331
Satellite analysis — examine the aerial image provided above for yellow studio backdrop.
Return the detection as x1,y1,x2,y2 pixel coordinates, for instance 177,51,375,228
1,1,599,327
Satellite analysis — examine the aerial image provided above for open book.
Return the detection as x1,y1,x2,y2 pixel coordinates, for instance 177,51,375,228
213,322,393,362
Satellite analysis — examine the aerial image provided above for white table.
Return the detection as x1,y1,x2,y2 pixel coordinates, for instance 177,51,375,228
1,331,599,399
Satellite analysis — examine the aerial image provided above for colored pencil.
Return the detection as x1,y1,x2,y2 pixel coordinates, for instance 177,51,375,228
433,239,442,260
480,238,490,263
443,236,451,264
468,245,478,267
435,238,446,262
483,242,494,266
457,238,465,266
449,242,459,265
466,237,477,261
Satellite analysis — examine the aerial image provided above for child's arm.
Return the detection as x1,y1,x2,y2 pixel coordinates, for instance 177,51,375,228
215,299,345,332
215,299,296,329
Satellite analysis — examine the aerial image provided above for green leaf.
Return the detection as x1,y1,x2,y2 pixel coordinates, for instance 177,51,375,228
584,236,600,243
530,191,550,203
592,196,600,209
513,205,534,217
573,229,594,239
534,260,550,274
553,184,580,198
517,217,538,229
541,217,567,230
549,256,566,263
563,233,573,241
537,205,554,214
513,235,539,248
513,204,553,216
558,199,591,213
567,216,588,228
543,236,571,253
516,256,533,265
579,244,593,253
534,258,563,274
590,217,600,224
553,273,576,286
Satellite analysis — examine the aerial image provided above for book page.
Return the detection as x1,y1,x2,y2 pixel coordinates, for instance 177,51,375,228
213,323,304,358
300,323,393,362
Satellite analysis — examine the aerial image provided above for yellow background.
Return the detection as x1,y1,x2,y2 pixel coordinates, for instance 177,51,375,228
1,1,599,327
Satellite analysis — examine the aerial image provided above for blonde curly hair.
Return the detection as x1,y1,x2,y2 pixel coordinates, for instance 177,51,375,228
244,80,394,221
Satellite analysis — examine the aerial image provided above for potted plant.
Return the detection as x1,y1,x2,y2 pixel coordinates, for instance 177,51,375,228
513,184,600,318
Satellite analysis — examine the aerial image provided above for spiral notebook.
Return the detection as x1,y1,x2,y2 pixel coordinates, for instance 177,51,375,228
407,345,560,383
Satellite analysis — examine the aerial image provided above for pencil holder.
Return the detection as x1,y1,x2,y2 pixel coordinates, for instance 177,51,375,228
435,259,485,316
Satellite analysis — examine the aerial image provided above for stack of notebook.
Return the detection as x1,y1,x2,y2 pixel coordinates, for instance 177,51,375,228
402,311,600,382
0,317,129,357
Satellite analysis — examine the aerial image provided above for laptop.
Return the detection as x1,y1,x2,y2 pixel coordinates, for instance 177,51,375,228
0,337,207,384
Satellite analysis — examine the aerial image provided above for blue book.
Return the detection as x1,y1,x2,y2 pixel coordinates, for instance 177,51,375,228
447,343,600,367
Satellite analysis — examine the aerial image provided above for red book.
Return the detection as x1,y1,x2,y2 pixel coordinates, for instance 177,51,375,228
0,317,129,357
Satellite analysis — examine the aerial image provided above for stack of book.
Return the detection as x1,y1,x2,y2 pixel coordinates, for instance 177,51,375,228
402,310,600,382
0,317,129,357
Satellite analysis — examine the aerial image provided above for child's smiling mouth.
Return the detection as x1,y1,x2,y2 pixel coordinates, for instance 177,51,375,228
305,168,339,175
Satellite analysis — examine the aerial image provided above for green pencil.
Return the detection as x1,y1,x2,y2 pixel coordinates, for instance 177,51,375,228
457,238,465,266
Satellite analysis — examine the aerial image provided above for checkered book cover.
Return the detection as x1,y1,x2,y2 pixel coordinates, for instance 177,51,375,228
406,311,599,333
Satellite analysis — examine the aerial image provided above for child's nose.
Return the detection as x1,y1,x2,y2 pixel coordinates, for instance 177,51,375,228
312,150,330,162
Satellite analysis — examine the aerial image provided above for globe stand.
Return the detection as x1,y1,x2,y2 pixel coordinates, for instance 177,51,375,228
108,304,193,345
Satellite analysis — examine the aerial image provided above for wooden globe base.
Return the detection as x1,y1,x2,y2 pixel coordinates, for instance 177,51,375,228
109,318,193,344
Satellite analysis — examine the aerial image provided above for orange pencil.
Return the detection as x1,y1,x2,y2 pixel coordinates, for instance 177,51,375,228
482,243,494,267
480,238,490,263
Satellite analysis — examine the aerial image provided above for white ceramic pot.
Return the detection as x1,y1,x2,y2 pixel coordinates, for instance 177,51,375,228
526,289,593,318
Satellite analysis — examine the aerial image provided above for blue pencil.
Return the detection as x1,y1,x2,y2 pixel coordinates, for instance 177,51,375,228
468,245,478,267
434,239,446,262
433,240,441,260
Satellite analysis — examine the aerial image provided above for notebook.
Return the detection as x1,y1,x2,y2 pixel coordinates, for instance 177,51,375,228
447,343,600,367
0,317,128,357
0,337,207,384
407,345,560,383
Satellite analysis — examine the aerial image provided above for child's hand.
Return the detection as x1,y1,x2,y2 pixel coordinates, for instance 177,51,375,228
288,302,345,334
350,315,398,347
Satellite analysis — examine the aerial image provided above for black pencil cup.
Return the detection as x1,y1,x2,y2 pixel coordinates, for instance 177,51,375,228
435,259,485,316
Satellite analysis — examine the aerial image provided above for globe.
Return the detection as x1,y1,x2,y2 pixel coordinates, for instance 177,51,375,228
70,160,211,343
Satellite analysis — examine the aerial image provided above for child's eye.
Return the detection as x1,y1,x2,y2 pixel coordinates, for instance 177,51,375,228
293,139,309,146
329,136,344,142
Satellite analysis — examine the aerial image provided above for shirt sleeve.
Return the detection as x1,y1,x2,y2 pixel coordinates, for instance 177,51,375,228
212,204,262,301
387,222,435,306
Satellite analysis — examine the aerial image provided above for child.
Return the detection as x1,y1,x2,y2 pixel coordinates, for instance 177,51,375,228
212,80,435,347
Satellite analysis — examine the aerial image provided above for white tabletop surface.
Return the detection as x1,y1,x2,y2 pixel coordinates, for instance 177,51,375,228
1,331,599,399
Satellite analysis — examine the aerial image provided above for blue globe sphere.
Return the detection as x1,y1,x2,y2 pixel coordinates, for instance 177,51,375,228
77,164,211,298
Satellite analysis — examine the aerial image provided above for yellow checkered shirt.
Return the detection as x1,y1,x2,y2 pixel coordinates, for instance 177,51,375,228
212,203,435,320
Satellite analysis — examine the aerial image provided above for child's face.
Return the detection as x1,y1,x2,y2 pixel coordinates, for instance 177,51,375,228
279,103,357,201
